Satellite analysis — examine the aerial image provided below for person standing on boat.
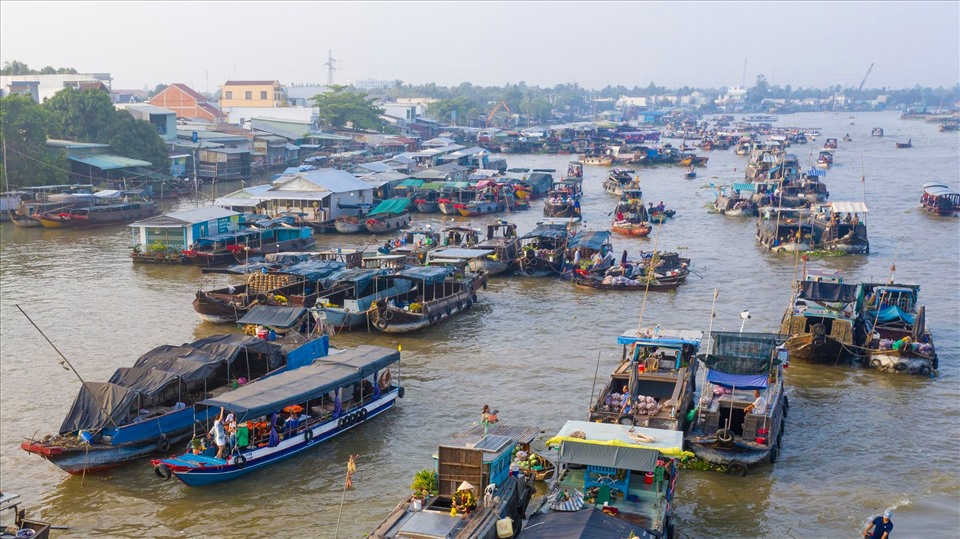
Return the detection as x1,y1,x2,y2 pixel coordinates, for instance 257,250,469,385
863,510,893,539
744,390,767,415
210,408,228,459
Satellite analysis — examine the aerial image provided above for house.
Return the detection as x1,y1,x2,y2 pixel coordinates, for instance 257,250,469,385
286,84,329,107
129,206,241,250
410,163,470,183
148,83,223,122
46,139,153,184
219,80,286,109
117,103,178,141
214,168,374,224
0,72,112,102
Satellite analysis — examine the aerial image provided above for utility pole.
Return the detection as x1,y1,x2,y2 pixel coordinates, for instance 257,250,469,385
324,50,337,86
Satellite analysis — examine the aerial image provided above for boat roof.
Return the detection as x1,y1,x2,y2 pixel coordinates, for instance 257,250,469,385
200,345,400,419
546,420,688,468
429,248,495,259
368,197,411,216
237,306,308,329
568,230,612,251
456,423,541,445
522,223,570,240
522,508,644,539
824,201,869,214
397,266,454,284
922,182,958,196
617,328,703,348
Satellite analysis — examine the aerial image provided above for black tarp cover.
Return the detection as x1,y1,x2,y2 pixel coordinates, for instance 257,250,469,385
521,224,568,240
799,281,858,302
237,305,308,329
522,508,652,539
59,382,139,435
107,368,180,397
188,334,284,370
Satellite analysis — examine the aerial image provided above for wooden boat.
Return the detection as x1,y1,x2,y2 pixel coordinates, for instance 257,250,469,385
939,122,960,132
365,198,412,233
856,282,937,375
192,266,335,323
588,327,701,431
686,331,790,475
231,222,317,261
567,160,584,179
428,247,505,279
543,177,583,218
535,420,686,539
779,269,858,364
457,199,505,217
368,265,486,333
756,208,814,252
814,151,833,168
611,188,651,236
315,268,414,331
920,182,960,215
40,200,160,229
152,345,403,486
579,153,614,166
810,202,870,254
871,127,884,137
515,219,576,277
334,214,365,233
23,313,329,475
822,138,838,150
602,168,639,196
713,185,758,216
684,167,697,179
895,139,912,149
1,493,52,539
368,423,535,539
474,221,520,276
381,225,442,265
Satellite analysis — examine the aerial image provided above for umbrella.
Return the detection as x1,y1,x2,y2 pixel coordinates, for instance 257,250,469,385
457,481,475,492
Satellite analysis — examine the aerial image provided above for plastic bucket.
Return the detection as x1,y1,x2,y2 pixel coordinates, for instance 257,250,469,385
757,427,769,435
644,472,654,484
256,328,269,340
755,436,767,444
268,330,277,341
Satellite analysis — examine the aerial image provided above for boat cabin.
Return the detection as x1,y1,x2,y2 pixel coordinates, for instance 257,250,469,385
871,127,884,137
920,182,960,215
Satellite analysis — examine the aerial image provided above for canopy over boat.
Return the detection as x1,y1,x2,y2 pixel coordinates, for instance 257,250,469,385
922,182,958,196
523,508,644,539
199,345,400,420
699,331,789,389
522,224,569,240
236,305,309,329
616,328,703,349
824,201,869,214
367,198,411,216
798,281,858,302
282,260,346,282
568,230,612,251
318,267,391,290
397,266,454,285
546,420,691,462
429,248,495,260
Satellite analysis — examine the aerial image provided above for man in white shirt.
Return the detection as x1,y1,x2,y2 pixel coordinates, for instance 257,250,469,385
744,390,767,415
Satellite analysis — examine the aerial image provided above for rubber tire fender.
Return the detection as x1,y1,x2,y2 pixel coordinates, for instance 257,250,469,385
375,318,389,330
726,461,748,477
919,365,932,376
338,417,346,429
869,358,882,368
383,310,394,321
398,386,406,398
359,408,368,421
304,429,313,442
234,455,247,469
156,435,171,454
154,464,172,481
783,395,789,418
617,414,635,426
716,428,734,443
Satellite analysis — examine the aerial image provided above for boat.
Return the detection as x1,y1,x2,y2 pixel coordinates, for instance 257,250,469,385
368,265,486,333
0,493,51,539
895,139,912,149
809,202,870,254
380,225,443,265
871,127,884,137
334,214,366,233
822,138,838,150
230,220,317,262
587,328,701,430
35,198,160,229
473,221,521,276
712,184,758,217
534,420,687,539
756,207,814,252
648,203,675,223
8,185,97,228
22,312,329,475
920,182,960,215
572,250,690,291
192,262,341,323
611,188,651,237
743,115,778,122
437,184,477,215
412,184,443,213
855,282,937,375
151,344,403,486
368,424,536,539
515,219,578,277
842,134,852,142
543,178,583,218
365,198,412,233
567,161,584,179
939,122,960,132
779,268,859,364
602,169,639,197
579,152,614,166
686,330,790,476
683,167,697,179
183,228,303,267
315,268,414,332
814,150,833,168
0,191,22,223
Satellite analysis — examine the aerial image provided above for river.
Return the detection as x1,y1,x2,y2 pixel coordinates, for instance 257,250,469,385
1,111,957,538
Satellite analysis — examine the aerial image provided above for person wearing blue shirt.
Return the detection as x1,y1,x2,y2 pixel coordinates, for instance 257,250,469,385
863,510,893,539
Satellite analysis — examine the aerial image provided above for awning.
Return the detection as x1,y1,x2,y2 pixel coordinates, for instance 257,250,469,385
616,329,703,348
798,281,858,302
199,346,400,419
367,198,411,216
429,248,494,259
705,370,769,390
237,306,308,329
398,266,453,285
829,201,869,214
546,420,691,463
568,230,611,252
522,508,649,539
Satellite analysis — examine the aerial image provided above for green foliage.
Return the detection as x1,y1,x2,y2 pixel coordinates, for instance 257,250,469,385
312,85,385,130
427,96,480,126
1,60,77,76
410,468,437,497
0,94,67,187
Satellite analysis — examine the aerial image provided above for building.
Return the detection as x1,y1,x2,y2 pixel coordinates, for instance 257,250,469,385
352,79,394,91
148,83,223,122
0,73,112,102
117,103,178,141
219,80,286,109
46,139,152,185
129,206,241,250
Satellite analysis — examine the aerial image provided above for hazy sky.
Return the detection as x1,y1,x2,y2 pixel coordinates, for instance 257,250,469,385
2,1,958,92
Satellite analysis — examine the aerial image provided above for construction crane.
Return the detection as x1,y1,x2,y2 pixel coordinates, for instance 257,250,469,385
486,100,511,127
856,63,874,92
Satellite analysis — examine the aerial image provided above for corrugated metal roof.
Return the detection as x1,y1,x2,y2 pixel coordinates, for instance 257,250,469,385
129,206,238,227
273,169,372,193
68,155,152,170
457,423,541,444
617,328,703,347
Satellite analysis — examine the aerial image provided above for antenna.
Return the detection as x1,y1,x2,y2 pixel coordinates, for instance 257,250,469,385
323,50,338,86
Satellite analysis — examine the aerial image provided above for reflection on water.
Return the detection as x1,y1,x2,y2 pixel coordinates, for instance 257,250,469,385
0,112,957,538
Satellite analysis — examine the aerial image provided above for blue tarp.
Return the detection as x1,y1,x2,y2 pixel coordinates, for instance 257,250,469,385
867,305,916,325
319,268,390,290
568,230,611,251
399,266,453,285
706,370,769,390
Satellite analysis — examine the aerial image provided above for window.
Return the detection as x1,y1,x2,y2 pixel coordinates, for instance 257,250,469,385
260,91,268,100
245,91,252,100
225,91,233,99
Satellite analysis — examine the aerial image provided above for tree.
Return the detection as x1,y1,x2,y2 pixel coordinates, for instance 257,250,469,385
1,60,77,76
427,96,479,125
520,97,553,125
0,94,68,187
312,85,385,130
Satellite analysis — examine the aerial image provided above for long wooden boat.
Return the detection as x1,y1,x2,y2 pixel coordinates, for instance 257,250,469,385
365,198,413,234
588,328,702,431
429,247,508,278
152,345,403,486
579,154,614,166
42,201,160,229
315,268,414,331
686,331,790,475
23,313,329,475
0,493,51,539
856,282,937,375
515,220,575,277
368,266,486,333
334,215,365,233
192,266,335,324
779,271,858,364
368,423,536,539
457,200,505,217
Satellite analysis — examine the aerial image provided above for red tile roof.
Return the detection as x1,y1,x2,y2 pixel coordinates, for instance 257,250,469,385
223,80,280,86
168,83,208,102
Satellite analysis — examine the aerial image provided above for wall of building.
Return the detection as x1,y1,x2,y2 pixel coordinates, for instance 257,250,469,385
220,83,286,108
